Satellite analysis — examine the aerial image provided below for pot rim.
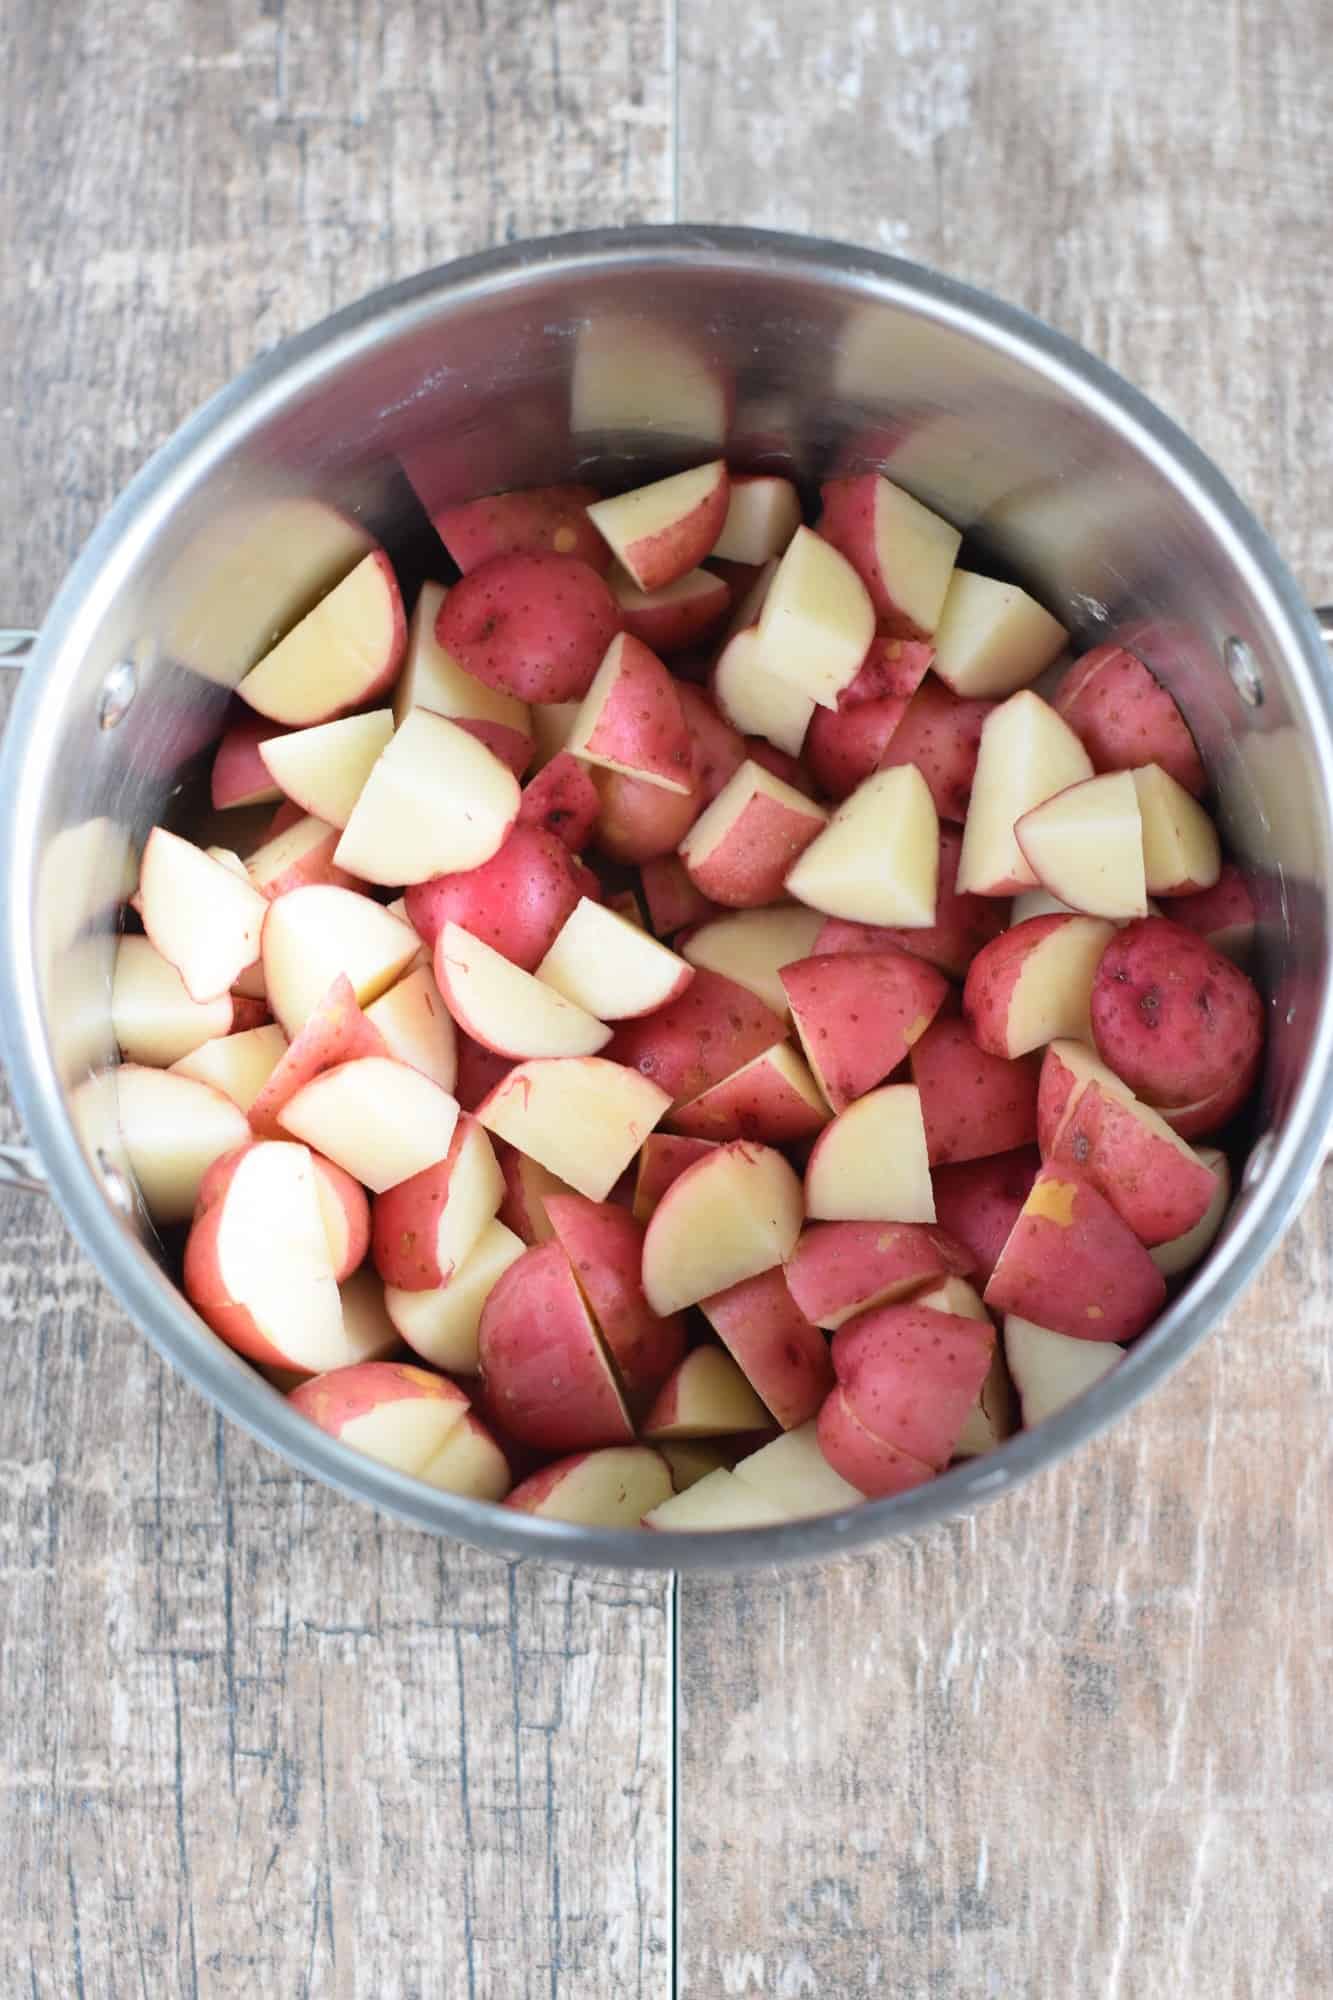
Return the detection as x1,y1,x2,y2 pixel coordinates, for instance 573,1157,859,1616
3,223,1330,1572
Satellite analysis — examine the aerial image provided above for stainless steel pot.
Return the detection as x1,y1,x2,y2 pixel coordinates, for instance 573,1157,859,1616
2,225,1330,1571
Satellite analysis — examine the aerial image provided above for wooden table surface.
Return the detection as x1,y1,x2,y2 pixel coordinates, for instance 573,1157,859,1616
2,3,1331,1994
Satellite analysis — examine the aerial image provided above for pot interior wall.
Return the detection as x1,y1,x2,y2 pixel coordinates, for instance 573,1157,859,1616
22,244,1327,1333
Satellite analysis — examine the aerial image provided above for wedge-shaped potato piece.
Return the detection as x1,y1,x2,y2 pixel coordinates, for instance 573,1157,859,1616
831,1300,995,1469
1004,1313,1125,1425
171,1024,289,1113
417,1412,512,1499
681,905,824,1017
731,1422,865,1519
364,964,458,1091
259,709,395,829
1014,770,1147,921
786,766,938,927
931,571,1067,698
113,935,234,1067
261,886,420,1038
1132,763,1221,896
394,580,532,735
237,550,405,724
957,691,1094,897
114,1065,251,1225
712,623,815,758
435,922,610,1059
371,1115,504,1289
544,1191,686,1398
632,1133,718,1223
289,1361,470,1475
805,1084,935,1224
963,914,1115,1058
278,1056,461,1193
335,709,520,886
567,632,693,793
754,526,875,709
385,1218,526,1373
587,460,730,591
640,1347,773,1439
782,948,948,1110
477,1240,633,1452
670,1042,830,1146
817,473,961,637
138,828,269,1003
983,1167,1165,1341
785,1220,974,1330
1150,1145,1230,1277
698,1268,833,1429
642,1466,787,1530
640,1141,804,1315
814,1386,936,1499
1046,1079,1219,1246
714,474,802,565
478,1057,670,1202
611,564,731,657
247,972,388,1139
536,898,693,1020
506,1446,674,1525
679,760,827,908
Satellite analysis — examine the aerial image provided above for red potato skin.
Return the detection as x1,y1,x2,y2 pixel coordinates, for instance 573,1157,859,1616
1036,1043,1082,1156
1047,1082,1218,1246
477,1241,633,1452
1158,1069,1260,1141
247,973,387,1139
910,1013,1040,1165
604,469,731,592
516,751,601,853
1054,644,1206,798
370,1115,494,1290
313,1155,371,1281
211,711,287,810
592,764,701,863
184,1144,334,1367
962,915,1087,1058
1166,863,1256,952
816,1386,936,1498
450,716,534,780
640,855,719,936
494,1143,565,1244
631,1133,718,1221
433,483,609,574
983,1166,1167,1341
289,1361,467,1435
816,476,932,637
230,996,270,1033
676,683,747,804
1089,917,1264,1111
544,1192,686,1398
930,1146,1041,1285
785,1220,975,1329
806,695,910,802
668,1051,831,1145
831,1302,996,1469
814,828,1007,980
615,571,731,656
245,818,361,901
435,553,623,703
699,1267,833,1429
781,950,950,1111
405,826,584,969
606,968,787,1107
504,1445,670,1515
684,790,825,908
453,1034,513,1113
580,634,693,792
265,798,306,839
876,674,995,824
839,637,935,708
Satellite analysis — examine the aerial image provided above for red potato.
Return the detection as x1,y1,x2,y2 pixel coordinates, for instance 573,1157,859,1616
632,1133,718,1222
983,1166,1166,1340
813,827,1008,981
277,1055,461,1193
1151,1145,1230,1277
448,716,533,780
413,1410,513,1499
371,1115,504,1290
698,1268,833,1430
909,1013,1040,1165
786,767,938,929
1167,863,1256,963
495,1142,576,1245
537,898,693,1020
931,572,1067,699
642,1466,786,1529
712,473,802,565
1035,1038,1130,1155
363,964,458,1093
477,1240,633,1452
1047,1079,1219,1245
611,564,731,655
385,1217,526,1373
676,683,747,803
435,552,623,703
515,751,602,854
137,828,269,1004
333,709,520,887
435,922,609,1059
876,674,995,825
606,966,787,1108
679,760,827,908
680,904,824,1016
1132,763,1221,897
171,1022,289,1113
711,622,815,760
544,1192,686,1398
781,949,949,1112
831,1301,995,1470
963,914,1116,1059
433,483,609,574
930,1147,1041,1286
804,1085,935,1225
113,1066,251,1226
587,460,730,592
1054,644,1206,797
228,996,269,1032
727,1422,867,1519
785,1220,975,1330
1014,770,1148,921
640,1141,804,1316
839,636,935,708
1158,1074,1257,1141
658,1439,734,1491
261,887,420,1038
405,826,584,969
746,739,817,796
957,691,1095,897
454,1034,513,1114
112,936,237,1067
641,855,719,936
244,814,360,902
640,1346,773,1439
805,693,910,802
592,763,702,863
755,526,875,709
1089,916,1264,1112
669,1042,831,1145
211,712,287,810
478,1057,671,1203
1003,1313,1125,1428
567,632,693,794
247,973,387,1139
289,1362,470,1476
815,1388,936,1500
309,1155,371,1283
505,1445,674,1526
816,474,962,637
183,1141,364,1372
237,551,406,725
394,582,534,744
258,709,395,830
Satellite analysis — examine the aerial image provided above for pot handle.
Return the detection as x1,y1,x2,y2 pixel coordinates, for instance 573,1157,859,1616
0,632,51,1197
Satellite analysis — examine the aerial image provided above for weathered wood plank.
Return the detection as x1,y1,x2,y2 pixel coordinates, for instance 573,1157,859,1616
676,2,1333,1992
0,3,675,1995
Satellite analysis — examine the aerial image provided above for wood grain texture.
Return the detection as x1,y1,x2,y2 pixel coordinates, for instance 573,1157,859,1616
0,3,675,1995
676,2,1333,1993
